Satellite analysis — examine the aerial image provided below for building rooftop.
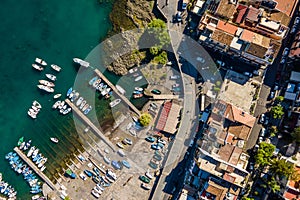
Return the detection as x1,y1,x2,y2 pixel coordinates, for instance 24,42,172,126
217,20,238,35
225,104,256,128
215,0,236,19
240,29,255,42
274,0,298,16
245,6,261,22
211,30,234,46
246,42,268,58
234,4,248,24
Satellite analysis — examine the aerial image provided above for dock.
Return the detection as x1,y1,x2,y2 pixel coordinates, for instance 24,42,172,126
151,94,179,100
94,69,141,116
65,99,117,152
13,147,57,191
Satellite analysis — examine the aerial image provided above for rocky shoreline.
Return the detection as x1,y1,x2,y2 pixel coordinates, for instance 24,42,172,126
106,0,156,75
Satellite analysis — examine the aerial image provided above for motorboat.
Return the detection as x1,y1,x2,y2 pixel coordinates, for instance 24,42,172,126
53,94,61,99
76,97,83,106
84,106,92,115
62,108,71,115
39,80,55,87
31,149,39,159
58,101,65,109
73,58,90,68
133,73,139,77
133,93,143,99
32,194,40,200
116,85,126,95
35,58,47,66
37,158,47,168
32,64,43,71
32,100,42,109
93,79,101,88
82,104,89,112
68,90,76,99
109,99,121,108
45,74,57,81
80,100,86,110
71,92,79,102
31,105,40,112
135,87,143,91
29,108,38,115
27,146,36,157
128,67,138,73
134,76,143,82
37,85,54,93
96,83,104,91
50,64,61,72
23,140,32,151
133,90,142,94
89,76,98,86
40,166,46,172
50,137,59,143
66,87,72,97
19,142,25,150
27,110,37,119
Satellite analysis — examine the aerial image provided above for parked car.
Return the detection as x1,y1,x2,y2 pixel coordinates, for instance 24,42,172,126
122,138,133,145
84,170,93,177
173,83,180,88
253,70,261,76
170,75,180,80
139,175,150,183
151,144,162,150
283,47,289,56
146,136,156,143
216,60,225,67
291,25,298,34
172,87,181,92
150,102,158,109
280,57,286,64
243,72,253,77
295,16,300,24
79,173,87,181
273,84,279,90
269,91,275,100
158,138,167,145
259,113,266,124
116,142,124,149
151,89,161,95
176,12,182,22
153,154,162,161
93,167,101,177
258,136,263,143
260,128,267,137
149,161,158,169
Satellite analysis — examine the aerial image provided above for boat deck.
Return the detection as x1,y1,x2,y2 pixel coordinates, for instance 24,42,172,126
65,99,117,152
94,69,141,116
13,147,57,191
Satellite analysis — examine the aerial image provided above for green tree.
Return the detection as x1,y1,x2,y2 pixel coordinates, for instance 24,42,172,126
255,142,275,167
241,197,254,200
150,46,159,56
139,113,152,127
64,197,71,200
148,19,170,51
270,105,284,119
269,126,278,137
266,177,280,193
270,159,294,178
275,96,284,102
292,127,300,143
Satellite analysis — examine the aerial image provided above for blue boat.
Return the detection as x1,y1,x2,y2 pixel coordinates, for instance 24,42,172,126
66,87,72,97
89,76,98,85
84,170,93,177
121,160,131,169
133,90,142,94
5,152,13,160
33,154,41,162
84,106,92,115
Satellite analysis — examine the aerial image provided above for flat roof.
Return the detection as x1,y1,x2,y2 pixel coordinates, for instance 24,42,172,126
290,71,300,82
275,0,298,16
240,29,255,42
230,37,243,50
217,20,238,35
259,17,281,31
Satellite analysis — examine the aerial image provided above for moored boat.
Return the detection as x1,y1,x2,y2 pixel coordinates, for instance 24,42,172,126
73,58,89,68
40,166,46,172
116,85,126,95
135,87,143,91
33,100,42,109
133,93,143,99
93,79,101,88
66,87,72,97
50,137,59,143
134,76,143,82
52,100,61,109
39,80,55,87
32,64,44,71
37,85,54,93
89,76,98,86
27,111,37,119
129,67,138,73
27,146,36,157
50,64,61,72
45,74,57,81
53,94,61,99
35,58,47,66
17,137,24,146
82,104,89,112
76,97,83,106
109,99,121,108
71,92,79,102
80,100,86,110
62,108,71,115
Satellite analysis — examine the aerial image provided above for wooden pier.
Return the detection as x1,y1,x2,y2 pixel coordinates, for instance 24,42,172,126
13,147,57,191
65,99,117,152
151,94,179,100
94,69,141,116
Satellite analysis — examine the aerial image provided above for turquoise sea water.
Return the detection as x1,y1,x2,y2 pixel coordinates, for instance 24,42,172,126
0,0,113,198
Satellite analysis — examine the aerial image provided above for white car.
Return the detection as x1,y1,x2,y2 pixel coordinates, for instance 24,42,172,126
116,142,124,149
79,173,87,181
158,139,167,145
243,72,253,77
295,17,300,24
283,47,289,57
170,75,180,80
91,190,100,198
176,12,182,22
196,56,205,63
93,186,103,194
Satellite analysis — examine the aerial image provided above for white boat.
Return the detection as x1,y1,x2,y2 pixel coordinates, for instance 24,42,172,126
45,74,57,81
31,105,40,112
37,158,48,168
101,88,111,96
35,58,47,66
29,108,38,115
82,104,89,112
135,87,143,91
73,58,90,68
93,79,101,88
28,110,37,119
89,76,98,86
71,92,79,102
69,90,76,99
53,93,61,99
58,101,65,109
134,76,143,82
62,108,71,115
109,99,121,108
27,146,36,157
32,64,44,71
129,67,138,73
80,100,86,110
33,100,42,109
50,137,59,143
32,148,39,158
32,194,40,200
84,106,92,115
37,85,54,93
76,97,83,106
40,165,46,172
39,80,55,87
116,85,126,95
50,64,61,72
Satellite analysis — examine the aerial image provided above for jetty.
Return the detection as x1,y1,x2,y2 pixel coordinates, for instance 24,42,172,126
94,69,141,116
13,147,57,191
151,94,179,100
65,99,117,152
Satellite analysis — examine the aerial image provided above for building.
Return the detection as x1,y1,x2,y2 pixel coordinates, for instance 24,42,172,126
284,71,300,114
289,30,300,61
197,0,298,67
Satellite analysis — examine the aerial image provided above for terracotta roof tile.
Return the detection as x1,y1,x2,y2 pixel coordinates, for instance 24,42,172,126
235,4,248,23
240,29,255,42
275,0,297,16
246,6,260,22
225,104,256,127
217,20,238,35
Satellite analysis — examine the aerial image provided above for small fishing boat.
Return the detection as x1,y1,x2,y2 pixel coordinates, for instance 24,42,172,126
68,90,76,99
39,80,55,87
76,97,83,106
134,76,143,82
80,100,86,110
133,93,143,98
129,67,138,73
73,58,89,68
109,99,121,108
58,101,65,109
38,158,47,168
133,90,142,94
40,166,46,172
17,137,24,146
135,87,143,91
62,108,71,115
23,140,32,151
84,106,92,115
45,74,57,81
19,142,25,150
66,87,73,97
89,76,98,86
27,146,36,157
53,94,61,99
32,101,42,109
50,137,59,143
133,73,139,77
31,105,40,112
93,79,101,88
35,58,47,66
50,64,61,72
71,92,79,102
27,111,37,119
32,64,44,71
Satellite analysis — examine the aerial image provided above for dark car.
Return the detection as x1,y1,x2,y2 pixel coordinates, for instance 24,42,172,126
151,89,161,95
93,167,101,176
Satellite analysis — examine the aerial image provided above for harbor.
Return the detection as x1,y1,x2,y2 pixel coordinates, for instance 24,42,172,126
13,147,57,191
